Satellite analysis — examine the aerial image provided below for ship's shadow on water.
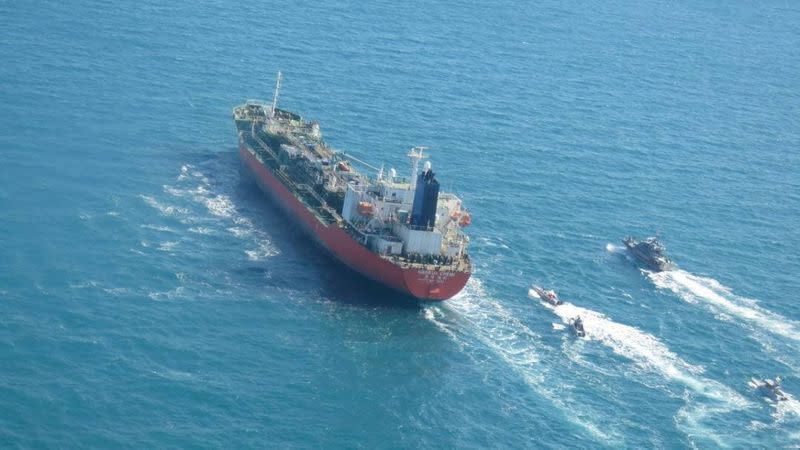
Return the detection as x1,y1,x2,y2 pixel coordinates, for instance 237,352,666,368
214,151,422,310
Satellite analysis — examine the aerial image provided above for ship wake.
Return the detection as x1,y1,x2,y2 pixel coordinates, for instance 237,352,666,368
425,279,621,444
649,270,800,343
543,297,738,401
159,163,279,261
773,395,800,423
532,290,750,446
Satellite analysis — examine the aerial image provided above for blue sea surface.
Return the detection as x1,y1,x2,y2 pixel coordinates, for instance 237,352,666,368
2,0,799,447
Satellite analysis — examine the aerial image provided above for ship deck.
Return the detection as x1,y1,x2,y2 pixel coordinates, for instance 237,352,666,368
234,103,471,274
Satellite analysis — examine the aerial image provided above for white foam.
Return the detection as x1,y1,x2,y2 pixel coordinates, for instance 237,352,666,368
188,226,213,235
102,287,130,296
177,164,192,181
746,419,769,432
69,281,129,297
201,194,236,218
551,300,751,406
606,242,631,254
156,166,278,262
772,394,800,423
551,303,707,381
69,280,100,289
429,279,618,443
158,241,179,252
140,224,176,232
477,237,510,249
139,195,188,216
245,240,278,261
148,286,186,301
227,226,251,238
163,185,189,198
151,367,194,381
674,401,729,448
233,216,253,226
650,270,800,342
422,307,461,344
164,182,235,219
546,298,750,446
747,380,800,422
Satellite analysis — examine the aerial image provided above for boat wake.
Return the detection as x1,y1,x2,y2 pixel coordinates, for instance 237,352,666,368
130,163,281,300
748,379,800,423
150,163,279,261
773,395,800,423
139,194,189,216
531,290,750,446
424,279,620,444
649,270,800,343
544,299,727,398
163,166,237,219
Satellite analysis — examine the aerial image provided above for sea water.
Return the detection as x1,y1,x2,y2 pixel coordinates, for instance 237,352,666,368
2,0,799,447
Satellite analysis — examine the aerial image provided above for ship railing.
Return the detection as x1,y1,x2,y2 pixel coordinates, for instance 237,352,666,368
438,193,459,202
295,184,341,224
443,230,468,244
406,224,435,232
252,133,279,161
295,183,327,206
388,255,470,272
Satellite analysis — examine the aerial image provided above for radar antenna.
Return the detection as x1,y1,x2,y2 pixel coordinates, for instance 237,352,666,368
270,71,282,118
407,146,429,186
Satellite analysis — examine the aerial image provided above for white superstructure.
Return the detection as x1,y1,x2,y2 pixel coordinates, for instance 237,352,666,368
339,149,470,258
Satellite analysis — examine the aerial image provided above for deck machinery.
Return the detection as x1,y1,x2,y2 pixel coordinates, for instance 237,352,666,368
233,73,472,300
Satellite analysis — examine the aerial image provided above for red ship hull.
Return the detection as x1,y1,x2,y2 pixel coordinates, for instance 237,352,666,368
239,143,470,301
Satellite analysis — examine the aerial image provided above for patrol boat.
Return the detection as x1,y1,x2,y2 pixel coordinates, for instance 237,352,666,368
622,236,675,272
531,285,562,306
750,377,789,402
569,316,586,337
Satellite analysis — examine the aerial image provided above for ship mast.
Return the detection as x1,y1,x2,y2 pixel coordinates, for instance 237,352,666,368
407,146,429,187
269,71,282,118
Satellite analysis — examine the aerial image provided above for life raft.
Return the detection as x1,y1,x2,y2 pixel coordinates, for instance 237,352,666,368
357,201,374,216
458,212,471,227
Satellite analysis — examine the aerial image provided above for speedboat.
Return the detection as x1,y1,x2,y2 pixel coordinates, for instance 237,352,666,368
622,236,675,272
531,285,562,306
568,316,586,337
750,377,788,402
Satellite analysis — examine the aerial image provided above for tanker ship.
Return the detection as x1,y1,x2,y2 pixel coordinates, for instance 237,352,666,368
232,73,472,300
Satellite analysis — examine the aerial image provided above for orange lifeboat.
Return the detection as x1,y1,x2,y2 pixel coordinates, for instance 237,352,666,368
449,210,461,221
336,161,351,172
458,212,471,227
357,201,374,216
